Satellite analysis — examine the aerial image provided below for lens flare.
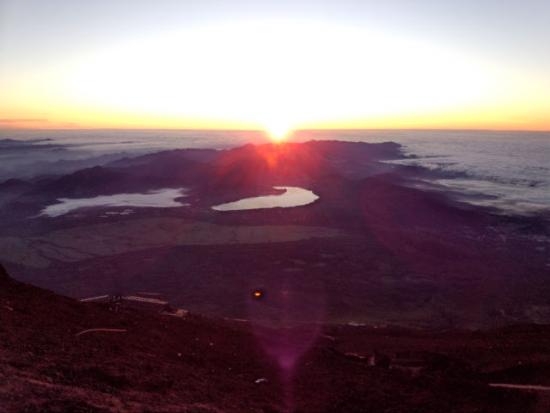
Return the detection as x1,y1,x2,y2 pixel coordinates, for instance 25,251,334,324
265,121,292,143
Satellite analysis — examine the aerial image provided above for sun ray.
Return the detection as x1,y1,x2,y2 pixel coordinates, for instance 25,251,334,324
265,120,292,143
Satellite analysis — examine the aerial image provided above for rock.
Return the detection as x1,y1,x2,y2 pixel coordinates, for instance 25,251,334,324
0,263,10,281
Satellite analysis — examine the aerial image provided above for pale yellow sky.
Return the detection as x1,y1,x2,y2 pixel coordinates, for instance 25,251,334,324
1,1,549,132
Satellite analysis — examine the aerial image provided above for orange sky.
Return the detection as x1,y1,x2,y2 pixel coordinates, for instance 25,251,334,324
1,3,549,132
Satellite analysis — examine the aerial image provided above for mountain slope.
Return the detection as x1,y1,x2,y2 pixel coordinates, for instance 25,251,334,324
1,264,546,412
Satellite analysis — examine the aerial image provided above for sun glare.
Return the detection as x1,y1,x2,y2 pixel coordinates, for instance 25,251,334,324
265,121,292,143
20,19,515,129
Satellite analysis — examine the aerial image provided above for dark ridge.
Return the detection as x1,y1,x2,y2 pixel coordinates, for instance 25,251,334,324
107,148,220,168
0,264,543,412
0,262,9,281
0,178,32,191
37,166,129,196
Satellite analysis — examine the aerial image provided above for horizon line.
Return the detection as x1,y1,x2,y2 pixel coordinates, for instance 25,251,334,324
1,127,550,133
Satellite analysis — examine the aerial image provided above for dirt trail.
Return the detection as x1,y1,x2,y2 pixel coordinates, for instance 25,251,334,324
489,383,550,392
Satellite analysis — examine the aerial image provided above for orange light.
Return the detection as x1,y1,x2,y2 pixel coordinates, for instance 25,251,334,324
265,122,292,143
252,289,264,299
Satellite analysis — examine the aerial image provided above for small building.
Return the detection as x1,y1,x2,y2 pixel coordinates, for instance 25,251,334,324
343,350,390,368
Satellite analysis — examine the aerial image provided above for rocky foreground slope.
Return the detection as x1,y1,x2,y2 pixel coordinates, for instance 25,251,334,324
3,264,550,412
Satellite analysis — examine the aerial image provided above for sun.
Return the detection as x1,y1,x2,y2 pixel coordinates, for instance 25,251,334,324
265,121,292,143
56,21,497,130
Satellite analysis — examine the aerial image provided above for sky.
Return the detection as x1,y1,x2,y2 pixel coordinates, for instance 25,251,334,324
1,0,549,132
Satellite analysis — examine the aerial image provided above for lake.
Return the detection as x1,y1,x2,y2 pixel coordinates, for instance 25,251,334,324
41,188,188,217
212,186,319,211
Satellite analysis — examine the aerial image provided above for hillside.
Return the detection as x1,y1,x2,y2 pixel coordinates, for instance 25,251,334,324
0,141,548,329
2,264,550,412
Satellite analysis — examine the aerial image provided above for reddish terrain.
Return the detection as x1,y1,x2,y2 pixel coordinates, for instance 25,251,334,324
1,141,550,411
3,264,550,412
1,141,548,329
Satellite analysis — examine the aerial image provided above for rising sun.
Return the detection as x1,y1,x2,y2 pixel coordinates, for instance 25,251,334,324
265,121,292,143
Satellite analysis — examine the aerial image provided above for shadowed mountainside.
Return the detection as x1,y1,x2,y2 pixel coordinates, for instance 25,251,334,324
3,264,550,412
0,141,548,329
